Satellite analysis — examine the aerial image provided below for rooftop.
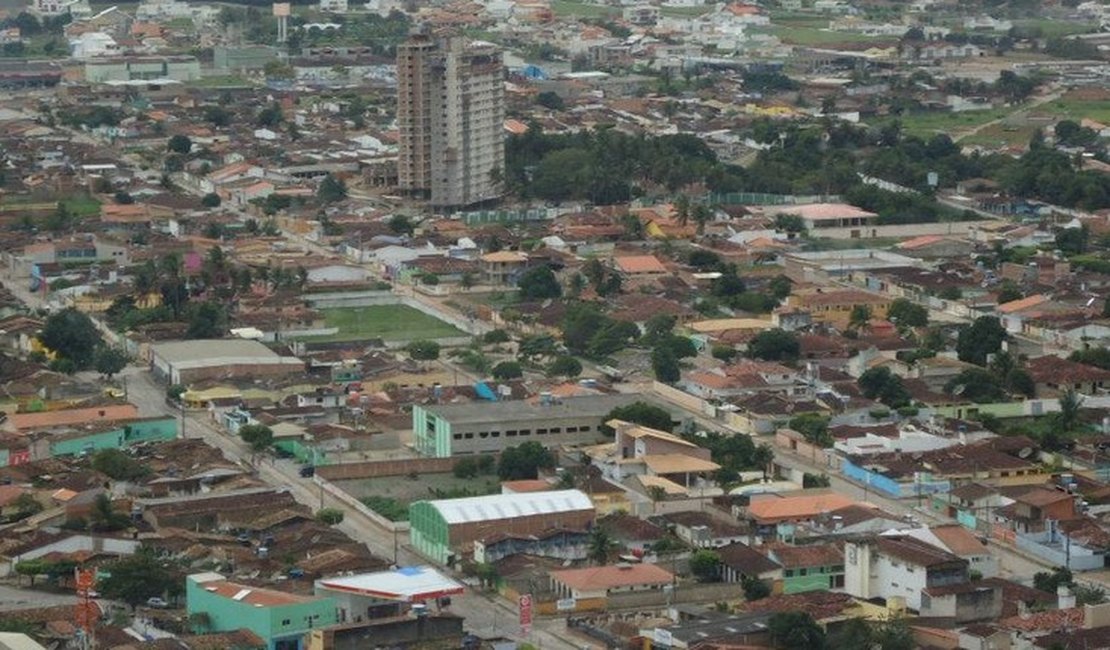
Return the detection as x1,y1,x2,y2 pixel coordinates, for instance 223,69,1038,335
549,563,674,592
420,393,640,425
316,566,463,602
189,573,320,608
420,489,593,525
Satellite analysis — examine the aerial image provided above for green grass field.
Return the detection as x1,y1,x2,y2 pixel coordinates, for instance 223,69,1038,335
760,25,886,46
876,107,1019,139
1034,98,1110,125
659,4,713,17
300,305,464,342
1012,18,1099,38
550,0,618,18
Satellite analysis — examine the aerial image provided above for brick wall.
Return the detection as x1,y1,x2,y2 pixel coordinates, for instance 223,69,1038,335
316,455,496,481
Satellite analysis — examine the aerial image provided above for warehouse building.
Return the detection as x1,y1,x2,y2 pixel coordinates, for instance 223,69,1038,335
150,339,304,385
411,393,644,457
409,490,595,565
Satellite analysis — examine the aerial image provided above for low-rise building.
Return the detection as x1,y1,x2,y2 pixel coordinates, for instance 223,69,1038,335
314,566,464,623
186,572,337,650
409,490,594,565
411,393,640,457
548,563,674,601
844,534,969,610
150,340,304,385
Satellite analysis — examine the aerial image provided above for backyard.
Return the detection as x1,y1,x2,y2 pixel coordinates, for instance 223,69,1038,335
297,305,464,343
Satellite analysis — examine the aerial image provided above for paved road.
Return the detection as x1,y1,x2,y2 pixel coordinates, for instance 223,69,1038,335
0,584,78,612
120,366,587,650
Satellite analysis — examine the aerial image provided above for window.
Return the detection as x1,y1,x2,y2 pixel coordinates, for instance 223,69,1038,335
580,425,592,432
479,432,489,438
537,428,548,435
464,433,474,439
799,568,807,576
452,434,462,440
491,432,500,438
282,619,291,626
551,427,562,433
506,430,517,437
566,426,578,433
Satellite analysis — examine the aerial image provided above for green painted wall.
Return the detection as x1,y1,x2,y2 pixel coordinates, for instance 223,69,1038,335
122,417,178,444
187,576,336,650
931,402,1026,419
781,565,843,595
0,449,8,467
50,429,125,457
411,406,452,457
409,501,450,564
48,417,178,458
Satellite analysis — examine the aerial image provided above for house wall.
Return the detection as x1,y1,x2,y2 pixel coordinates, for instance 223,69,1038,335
781,563,842,594
844,542,930,610
1014,530,1105,571
186,578,336,650
413,405,614,457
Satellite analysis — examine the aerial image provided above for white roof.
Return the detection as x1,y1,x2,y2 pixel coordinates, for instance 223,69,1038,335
0,632,47,650
317,566,463,602
428,489,593,524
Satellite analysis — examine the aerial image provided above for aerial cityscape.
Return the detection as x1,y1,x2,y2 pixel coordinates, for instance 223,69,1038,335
0,0,1109,648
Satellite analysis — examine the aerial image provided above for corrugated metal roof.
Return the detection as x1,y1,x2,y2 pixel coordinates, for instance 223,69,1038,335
428,489,593,524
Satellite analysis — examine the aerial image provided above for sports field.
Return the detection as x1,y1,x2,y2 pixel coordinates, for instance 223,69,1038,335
299,305,464,342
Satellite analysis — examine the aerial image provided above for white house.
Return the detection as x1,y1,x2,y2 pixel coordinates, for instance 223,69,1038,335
843,534,969,610
833,426,957,457
889,525,999,578
70,31,119,58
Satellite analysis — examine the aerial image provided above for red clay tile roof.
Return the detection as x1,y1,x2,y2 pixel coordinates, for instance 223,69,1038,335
1025,355,1110,385
999,607,1083,632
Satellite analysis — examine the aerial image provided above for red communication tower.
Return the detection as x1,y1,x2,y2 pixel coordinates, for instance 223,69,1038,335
74,568,98,645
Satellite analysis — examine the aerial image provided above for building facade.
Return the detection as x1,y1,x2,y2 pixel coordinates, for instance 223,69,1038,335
411,393,641,457
397,32,505,208
409,490,594,565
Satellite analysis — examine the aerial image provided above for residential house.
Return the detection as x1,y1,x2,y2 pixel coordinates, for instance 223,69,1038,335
1024,355,1110,398
586,419,719,494
994,486,1078,535
479,251,529,285
899,524,998,578
548,563,674,601
717,542,783,591
660,511,748,549
186,572,337,650
786,289,891,328
762,543,844,594
844,534,969,610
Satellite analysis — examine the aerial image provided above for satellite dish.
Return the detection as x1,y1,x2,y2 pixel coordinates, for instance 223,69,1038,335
1018,447,1033,459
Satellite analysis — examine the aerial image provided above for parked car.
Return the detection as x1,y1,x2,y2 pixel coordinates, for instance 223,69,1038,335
299,465,315,478
146,597,169,609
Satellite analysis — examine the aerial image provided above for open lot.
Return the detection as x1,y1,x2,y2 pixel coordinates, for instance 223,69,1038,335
335,471,501,521
549,0,618,18
297,305,464,343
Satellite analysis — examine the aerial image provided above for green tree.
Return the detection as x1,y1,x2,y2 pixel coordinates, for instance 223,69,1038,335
1055,226,1089,255
546,355,583,378
1056,388,1083,433
740,574,770,600
536,91,565,110
166,134,192,154
768,611,826,650
316,174,347,204
711,345,738,362
239,424,274,451
491,360,523,380
517,265,562,300
256,101,284,126
201,193,221,208
886,298,928,328
406,339,441,361
89,493,131,531
93,346,128,379
858,367,911,408
747,329,800,363
689,550,721,582
40,308,101,369
956,316,1007,366
774,214,806,235
388,214,414,235
1034,566,1073,594
652,346,681,383
788,413,832,447
186,302,228,339
99,550,177,609
316,508,344,525
829,618,872,650
604,402,674,434
587,527,614,565
848,304,873,331
497,441,555,480
91,449,150,481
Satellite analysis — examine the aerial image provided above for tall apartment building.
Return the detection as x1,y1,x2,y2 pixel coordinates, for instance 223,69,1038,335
397,32,505,208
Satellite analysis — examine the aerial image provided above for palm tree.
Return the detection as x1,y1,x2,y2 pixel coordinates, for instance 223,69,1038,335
1057,388,1083,433
848,305,873,332
674,194,690,227
587,528,613,565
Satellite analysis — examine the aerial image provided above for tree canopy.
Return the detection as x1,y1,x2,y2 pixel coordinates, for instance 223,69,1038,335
99,549,178,608
40,308,101,369
517,265,562,300
747,329,800,363
239,424,274,451
956,316,1007,366
603,402,674,434
497,441,555,480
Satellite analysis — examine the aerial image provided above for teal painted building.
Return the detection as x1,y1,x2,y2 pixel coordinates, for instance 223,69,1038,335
47,416,178,458
412,394,640,458
187,573,337,650
766,544,845,594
